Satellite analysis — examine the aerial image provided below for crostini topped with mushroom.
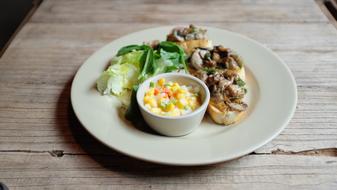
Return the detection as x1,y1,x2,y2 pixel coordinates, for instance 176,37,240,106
189,45,248,125
167,24,212,56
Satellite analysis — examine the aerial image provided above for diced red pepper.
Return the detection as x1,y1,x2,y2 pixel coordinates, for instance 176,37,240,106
154,88,160,95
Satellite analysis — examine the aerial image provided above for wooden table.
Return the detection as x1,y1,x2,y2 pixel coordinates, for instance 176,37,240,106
1,0,337,189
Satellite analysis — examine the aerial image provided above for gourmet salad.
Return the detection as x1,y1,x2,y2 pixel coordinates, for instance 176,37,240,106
97,25,248,125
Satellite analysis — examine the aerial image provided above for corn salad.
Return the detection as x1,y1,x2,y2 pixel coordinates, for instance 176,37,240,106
144,78,201,116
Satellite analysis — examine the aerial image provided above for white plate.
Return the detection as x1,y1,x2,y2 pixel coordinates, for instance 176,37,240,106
71,26,297,166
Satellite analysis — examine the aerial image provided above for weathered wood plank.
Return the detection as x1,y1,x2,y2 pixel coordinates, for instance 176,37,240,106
0,153,336,189
30,0,328,23
5,22,337,53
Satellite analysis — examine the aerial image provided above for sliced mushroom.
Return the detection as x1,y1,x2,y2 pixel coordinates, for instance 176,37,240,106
231,54,243,68
215,45,230,58
167,28,185,42
228,57,240,70
218,78,233,91
213,92,224,102
211,85,219,94
227,102,248,112
194,70,208,82
222,69,239,79
214,73,223,82
203,60,217,67
173,30,185,42
195,32,205,39
150,40,160,49
216,58,228,68
198,49,209,59
206,75,216,86
216,45,229,52
212,52,221,62
190,49,203,70
226,84,245,98
180,27,190,36
185,33,195,40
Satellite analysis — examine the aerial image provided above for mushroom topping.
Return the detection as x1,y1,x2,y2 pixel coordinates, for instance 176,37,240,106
167,25,207,42
198,49,209,58
213,92,224,102
172,31,185,42
189,46,248,114
212,52,221,62
194,70,208,82
206,73,223,86
190,49,203,69
227,102,248,112
215,45,229,58
227,57,240,71
226,84,245,98
203,60,217,67
150,40,160,49
222,69,238,79
218,78,233,91
185,33,195,40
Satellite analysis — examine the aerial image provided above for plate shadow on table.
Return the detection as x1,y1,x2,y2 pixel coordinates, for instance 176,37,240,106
57,77,231,176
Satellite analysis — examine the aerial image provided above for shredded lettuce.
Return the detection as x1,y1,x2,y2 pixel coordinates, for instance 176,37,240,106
96,50,142,99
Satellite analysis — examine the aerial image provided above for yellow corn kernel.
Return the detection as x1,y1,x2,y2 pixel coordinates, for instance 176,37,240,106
158,78,165,86
146,88,155,96
171,86,179,92
176,93,185,99
165,103,175,112
144,96,151,104
178,88,186,94
188,100,196,108
176,98,186,109
172,82,179,87
177,101,184,109
148,98,157,107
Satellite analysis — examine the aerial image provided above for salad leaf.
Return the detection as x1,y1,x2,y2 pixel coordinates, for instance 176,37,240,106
158,41,188,72
138,48,154,82
117,45,150,56
119,50,143,67
96,51,142,98
97,69,121,95
124,86,140,121
156,49,181,73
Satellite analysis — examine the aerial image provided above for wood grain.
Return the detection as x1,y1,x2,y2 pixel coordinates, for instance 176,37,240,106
30,0,328,23
0,153,336,189
0,0,337,189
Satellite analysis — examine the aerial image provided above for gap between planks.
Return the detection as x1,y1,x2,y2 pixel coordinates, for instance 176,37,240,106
0,148,336,158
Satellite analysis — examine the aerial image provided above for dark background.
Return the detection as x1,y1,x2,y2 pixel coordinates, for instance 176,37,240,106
0,0,42,55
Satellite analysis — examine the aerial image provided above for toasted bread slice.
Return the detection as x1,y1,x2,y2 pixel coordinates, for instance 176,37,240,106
176,39,212,56
207,100,246,125
207,67,247,125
